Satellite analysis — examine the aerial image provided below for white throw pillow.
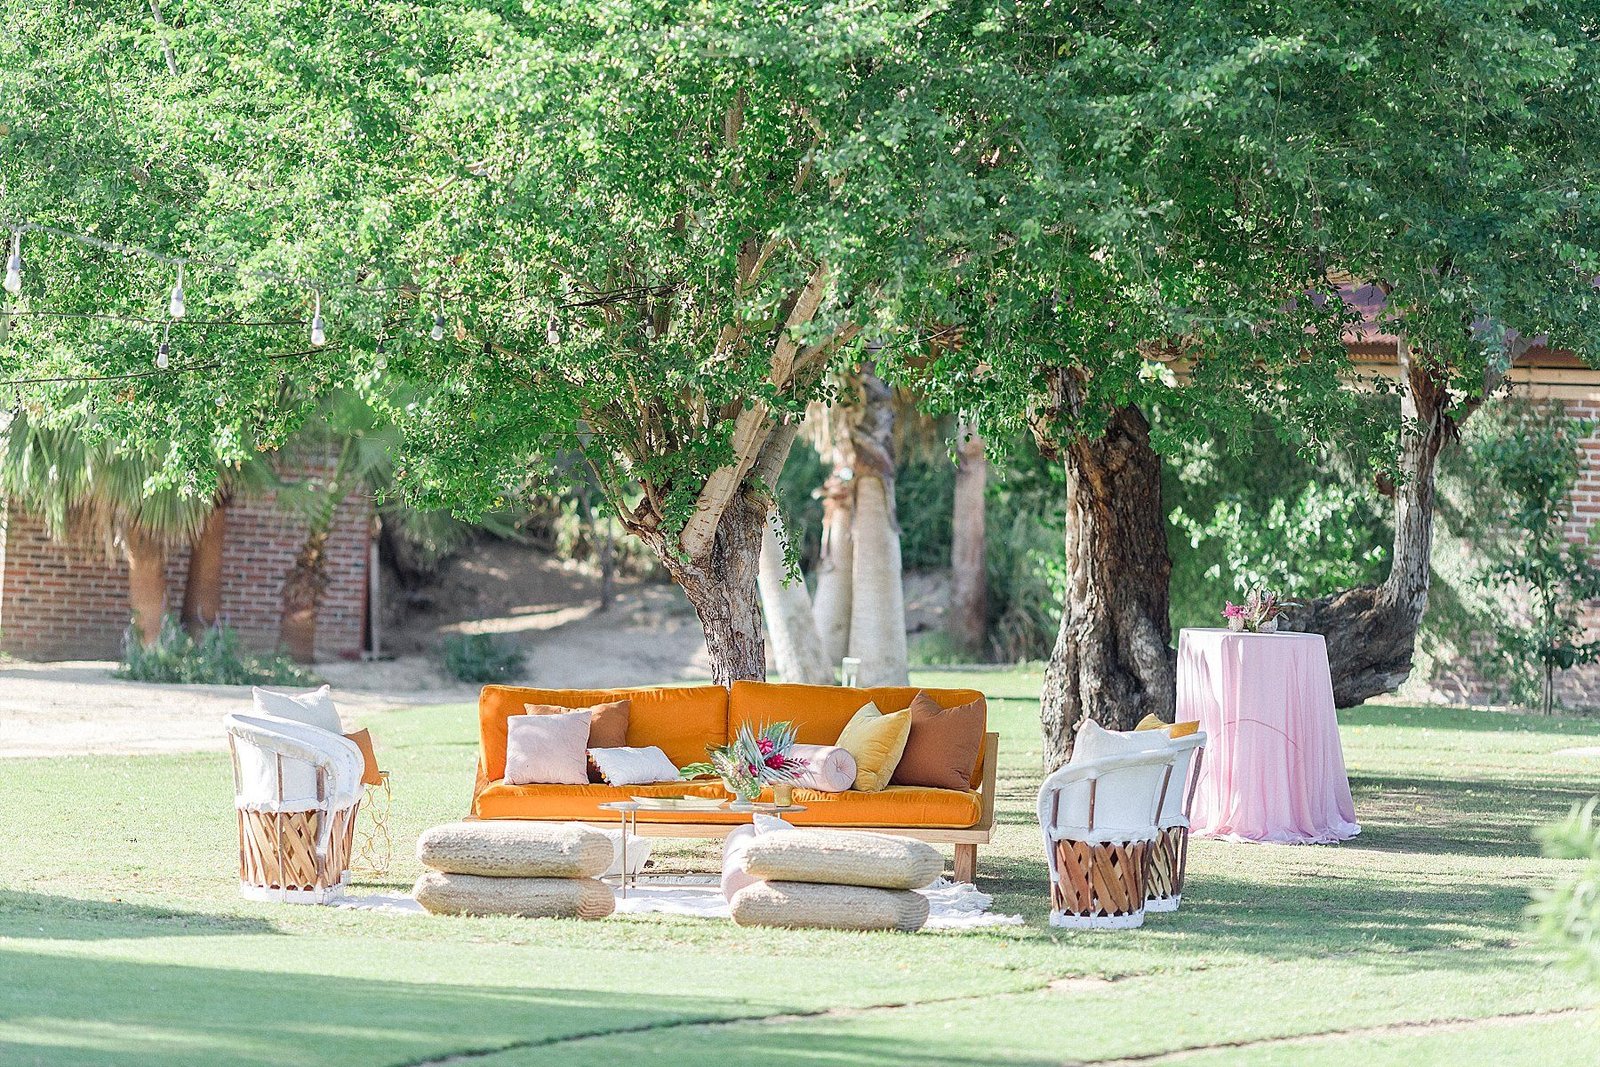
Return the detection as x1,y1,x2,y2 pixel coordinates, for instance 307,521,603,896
586,746,682,786
788,744,857,793
252,684,342,734
504,709,592,785
1070,719,1167,764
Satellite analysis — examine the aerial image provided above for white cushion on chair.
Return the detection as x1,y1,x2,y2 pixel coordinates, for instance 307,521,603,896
226,712,364,813
252,684,343,733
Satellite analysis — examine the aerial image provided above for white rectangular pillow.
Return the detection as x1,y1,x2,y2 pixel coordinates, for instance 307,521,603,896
587,746,682,786
504,709,592,785
252,684,342,734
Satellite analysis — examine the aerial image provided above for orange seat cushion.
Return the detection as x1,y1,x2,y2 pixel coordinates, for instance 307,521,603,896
474,780,982,829
479,685,728,782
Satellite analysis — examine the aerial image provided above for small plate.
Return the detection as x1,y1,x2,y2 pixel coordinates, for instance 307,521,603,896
628,795,726,810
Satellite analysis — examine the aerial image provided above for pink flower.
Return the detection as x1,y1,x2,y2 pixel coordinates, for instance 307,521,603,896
757,737,775,755
1222,602,1246,619
746,762,761,777
765,753,785,770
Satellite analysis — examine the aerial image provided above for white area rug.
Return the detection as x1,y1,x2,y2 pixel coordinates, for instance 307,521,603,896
333,877,1023,930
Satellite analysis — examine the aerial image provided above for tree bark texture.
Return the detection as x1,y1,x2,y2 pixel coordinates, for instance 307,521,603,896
949,422,989,656
279,525,331,663
1287,345,1489,706
843,366,909,686
181,495,228,637
122,525,168,648
658,489,770,687
1035,378,1174,769
758,510,834,684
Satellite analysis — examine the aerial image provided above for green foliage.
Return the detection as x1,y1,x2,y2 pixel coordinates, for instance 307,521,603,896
116,616,313,686
438,633,526,684
894,455,955,571
1531,797,1600,983
1469,407,1600,713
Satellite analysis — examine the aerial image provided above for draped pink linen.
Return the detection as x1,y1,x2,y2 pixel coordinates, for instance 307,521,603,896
1177,629,1360,844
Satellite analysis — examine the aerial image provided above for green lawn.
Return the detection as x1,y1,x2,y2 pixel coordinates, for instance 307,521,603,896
3,667,1599,1066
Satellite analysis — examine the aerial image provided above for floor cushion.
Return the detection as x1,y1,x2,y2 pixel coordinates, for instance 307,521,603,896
413,871,615,919
416,821,613,878
740,828,942,890
730,881,929,932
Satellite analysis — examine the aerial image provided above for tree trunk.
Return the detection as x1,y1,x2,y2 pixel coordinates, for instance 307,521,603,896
123,525,168,648
1037,383,1174,769
758,510,834,684
181,494,229,637
659,490,770,686
279,525,331,663
811,458,855,669
1288,343,1488,706
844,365,909,686
949,422,988,657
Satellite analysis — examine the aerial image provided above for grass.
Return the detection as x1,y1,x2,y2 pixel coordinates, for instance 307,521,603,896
2,666,1599,1065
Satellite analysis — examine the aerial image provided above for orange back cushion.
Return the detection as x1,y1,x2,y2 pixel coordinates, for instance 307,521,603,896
479,685,728,780
730,681,986,747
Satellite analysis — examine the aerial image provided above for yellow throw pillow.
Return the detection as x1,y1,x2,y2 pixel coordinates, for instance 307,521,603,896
1134,714,1168,732
1170,720,1199,739
836,703,912,792
1133,714,1200,739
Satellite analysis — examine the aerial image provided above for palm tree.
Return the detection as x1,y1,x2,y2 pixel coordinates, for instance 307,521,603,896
0,410,216,646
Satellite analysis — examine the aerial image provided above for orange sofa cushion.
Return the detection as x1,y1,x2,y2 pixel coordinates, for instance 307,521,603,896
479,685,727,782
474,779,981,829
730,681,987,785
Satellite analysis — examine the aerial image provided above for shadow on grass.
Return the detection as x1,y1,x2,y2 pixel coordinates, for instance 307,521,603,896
1350,772,1592,858
1341,705,1600,735
0,891,278,940
0,946,1029,1067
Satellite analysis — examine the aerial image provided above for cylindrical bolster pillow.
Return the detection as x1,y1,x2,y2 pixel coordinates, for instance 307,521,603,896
731,881,929,932
789,744,857,793
417,821,613,878
741,829,943,890
412,871,615,919
721,825,760,902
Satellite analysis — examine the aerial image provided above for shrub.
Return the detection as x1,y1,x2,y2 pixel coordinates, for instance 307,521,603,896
1531,797,1600,982
117,616,315,686
439,632,526,683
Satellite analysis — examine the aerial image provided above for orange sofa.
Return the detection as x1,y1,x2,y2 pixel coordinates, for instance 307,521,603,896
470,680,999,881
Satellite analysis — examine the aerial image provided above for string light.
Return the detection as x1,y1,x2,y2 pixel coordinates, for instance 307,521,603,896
374,338,387,371
310,292,326,346
4,232,21,296
431,303,447,342
168,264,186,319
546,316,560,345
156,323,171,369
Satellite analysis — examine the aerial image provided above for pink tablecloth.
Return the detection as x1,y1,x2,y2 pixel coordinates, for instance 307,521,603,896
1177,628,1359,844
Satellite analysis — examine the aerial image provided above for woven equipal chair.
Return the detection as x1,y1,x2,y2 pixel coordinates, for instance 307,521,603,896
225,712,365,904
1145,731,1206,913
1037,749,1174,930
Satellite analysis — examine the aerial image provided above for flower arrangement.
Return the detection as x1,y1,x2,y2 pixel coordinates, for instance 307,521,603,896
681,721,805,805
1223,587,1298,633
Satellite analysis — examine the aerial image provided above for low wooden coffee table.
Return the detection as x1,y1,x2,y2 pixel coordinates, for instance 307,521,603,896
597,800,806,897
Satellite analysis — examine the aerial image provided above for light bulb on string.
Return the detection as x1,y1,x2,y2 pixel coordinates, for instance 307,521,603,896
310,292,327,346
215,395,226,408
546,317,560,345
168,264,186,319
431,295,447,342
3,231,21,296
374,339,388,371
156,323,171,370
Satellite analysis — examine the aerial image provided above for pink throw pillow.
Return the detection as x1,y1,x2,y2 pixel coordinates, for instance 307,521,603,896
504,708,592,785
789,743,857,793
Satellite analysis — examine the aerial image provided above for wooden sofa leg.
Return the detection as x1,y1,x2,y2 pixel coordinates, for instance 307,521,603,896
954,843,977,884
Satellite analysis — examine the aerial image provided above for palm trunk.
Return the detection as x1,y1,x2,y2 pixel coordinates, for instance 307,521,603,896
279,525,331,663
181,495,229,636
758,511,833,684
1037,375,1174,769
123,525,168,648
844,365,909,686
949,423,988,656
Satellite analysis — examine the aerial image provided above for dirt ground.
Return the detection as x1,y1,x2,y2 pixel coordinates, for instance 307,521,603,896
0,539,956,758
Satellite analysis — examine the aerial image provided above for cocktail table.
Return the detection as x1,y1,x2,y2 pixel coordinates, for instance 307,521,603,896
597,800,807,896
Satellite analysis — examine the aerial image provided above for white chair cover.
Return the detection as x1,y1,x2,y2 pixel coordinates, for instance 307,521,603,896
1037,749,1175,884
224,712,364,858
1155,732,1207,830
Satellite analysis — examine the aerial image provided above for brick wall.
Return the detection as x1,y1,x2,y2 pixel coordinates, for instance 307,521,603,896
0,472,371,662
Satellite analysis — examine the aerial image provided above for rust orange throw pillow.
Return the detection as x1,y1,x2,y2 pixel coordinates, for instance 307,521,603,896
343,728,384,787
891,691,985,791
524,699,631,781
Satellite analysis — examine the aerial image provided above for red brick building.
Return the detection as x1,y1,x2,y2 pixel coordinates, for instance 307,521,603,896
0,485,374,662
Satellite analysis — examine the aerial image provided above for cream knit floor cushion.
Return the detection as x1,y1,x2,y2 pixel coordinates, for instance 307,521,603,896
416,821,613,878
730,881,930,932
741,829,943,890
413,871,616,919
